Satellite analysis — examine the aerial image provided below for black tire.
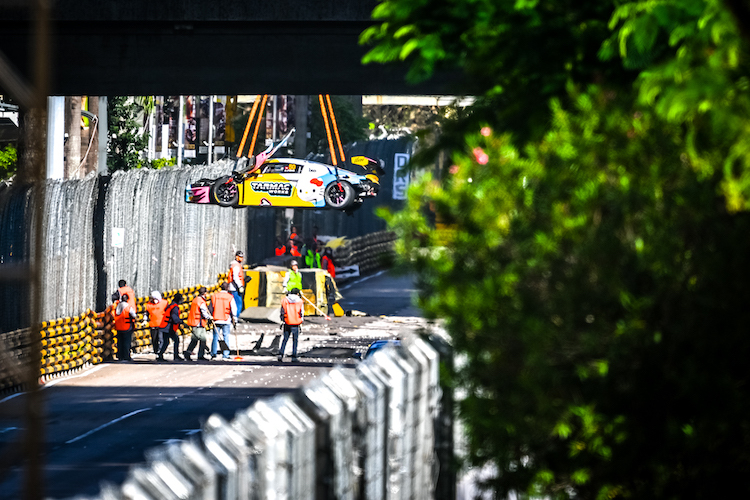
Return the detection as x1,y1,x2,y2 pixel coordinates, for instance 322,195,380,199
324,180,354,209
211,176,239,207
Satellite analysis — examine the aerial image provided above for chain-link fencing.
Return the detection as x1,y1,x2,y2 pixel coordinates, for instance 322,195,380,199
101,160,248,306
0,160,249,334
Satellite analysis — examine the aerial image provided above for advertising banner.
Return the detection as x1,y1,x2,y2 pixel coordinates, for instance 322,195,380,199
184,95,196,158
393,153,410,200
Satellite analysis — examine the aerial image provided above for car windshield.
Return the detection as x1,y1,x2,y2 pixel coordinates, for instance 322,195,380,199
261,163,302,174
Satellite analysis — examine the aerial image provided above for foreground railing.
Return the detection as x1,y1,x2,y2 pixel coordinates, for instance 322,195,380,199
60,334,442,500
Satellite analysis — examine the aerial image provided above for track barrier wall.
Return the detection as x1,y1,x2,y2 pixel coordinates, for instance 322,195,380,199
59,333,442,500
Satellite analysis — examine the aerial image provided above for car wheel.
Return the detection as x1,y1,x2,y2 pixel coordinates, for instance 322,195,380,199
211,176,239,207
324,180,354,209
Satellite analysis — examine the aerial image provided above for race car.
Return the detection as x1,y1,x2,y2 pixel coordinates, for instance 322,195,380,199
185,155,384,212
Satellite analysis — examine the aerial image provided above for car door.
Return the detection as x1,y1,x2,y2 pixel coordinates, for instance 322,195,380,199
238,161,311,207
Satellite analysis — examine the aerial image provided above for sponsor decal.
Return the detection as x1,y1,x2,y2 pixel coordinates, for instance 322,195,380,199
260,198,272,206
311,178,323,186
250,181,293,197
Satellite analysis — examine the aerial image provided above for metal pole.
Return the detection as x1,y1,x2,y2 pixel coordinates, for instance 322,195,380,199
97,96,108,174
148,98,155,161
272,94,278,142
24,1,51,497
46,96,64,179
208,95,214,164
177,95,184,167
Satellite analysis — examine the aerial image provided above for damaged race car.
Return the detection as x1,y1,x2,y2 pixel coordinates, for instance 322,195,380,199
186,155,384,212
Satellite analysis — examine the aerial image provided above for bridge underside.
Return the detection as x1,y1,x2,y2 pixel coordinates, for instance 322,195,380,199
0,21,467,97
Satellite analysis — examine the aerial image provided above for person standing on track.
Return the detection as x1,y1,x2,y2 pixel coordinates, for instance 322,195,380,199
321,247,336,278
158,293,185,362
282,260,303,293
278,287,304,362
211,282,238,360
144,291,167,354
184,286,212,361
115,279,136,309
114,292,137,362
228,250,246,314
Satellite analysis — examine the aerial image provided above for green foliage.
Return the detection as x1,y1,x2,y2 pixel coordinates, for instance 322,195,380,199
384,88,750,497
148,157,177,169
365,0,750,497
107,96,149,172
0,144,17,180
308,96,369,156
605,0,750,209
360,0,634,144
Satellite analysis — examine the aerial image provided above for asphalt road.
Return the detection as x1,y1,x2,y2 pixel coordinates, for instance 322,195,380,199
0,270,424,499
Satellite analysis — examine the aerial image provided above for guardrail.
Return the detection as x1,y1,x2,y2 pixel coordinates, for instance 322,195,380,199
57,333,441,500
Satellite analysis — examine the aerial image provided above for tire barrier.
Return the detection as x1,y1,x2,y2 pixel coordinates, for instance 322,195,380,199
331,230,397,280
0,327,29,395
0,279,228,394
71,333,441,500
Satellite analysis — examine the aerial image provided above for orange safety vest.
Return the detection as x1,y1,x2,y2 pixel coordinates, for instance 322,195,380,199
275,245,286,256
187,296,208,327
145,299,167,327
212,291,233,321
114,302,134,331
281,296,304,325
119,285,136,308
229,261,245,288
321,256,336,278
160,303,180,331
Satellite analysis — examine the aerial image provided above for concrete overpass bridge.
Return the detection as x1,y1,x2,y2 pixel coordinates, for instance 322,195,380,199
0,0,468,97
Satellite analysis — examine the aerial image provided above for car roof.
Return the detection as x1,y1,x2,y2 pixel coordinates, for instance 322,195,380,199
267,157,329,168
266,157,361,175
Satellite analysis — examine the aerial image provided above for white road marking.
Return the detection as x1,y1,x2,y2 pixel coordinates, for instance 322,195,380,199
65,408,151,444
338,270,387,291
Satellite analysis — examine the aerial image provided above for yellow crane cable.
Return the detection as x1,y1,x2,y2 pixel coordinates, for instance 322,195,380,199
319,94,338,166
236,95,262,158
248,94,269,158
325,94,346,164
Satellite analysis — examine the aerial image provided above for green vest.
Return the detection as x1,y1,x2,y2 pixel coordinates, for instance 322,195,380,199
286,270,303,291
305,250,321,268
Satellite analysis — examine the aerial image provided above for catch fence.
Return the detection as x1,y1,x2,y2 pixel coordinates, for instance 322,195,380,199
0,159,249,333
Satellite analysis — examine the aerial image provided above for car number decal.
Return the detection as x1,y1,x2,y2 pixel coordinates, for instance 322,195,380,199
250,181,293,197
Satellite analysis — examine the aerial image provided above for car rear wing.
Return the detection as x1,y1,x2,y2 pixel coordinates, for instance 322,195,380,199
350,156,386,177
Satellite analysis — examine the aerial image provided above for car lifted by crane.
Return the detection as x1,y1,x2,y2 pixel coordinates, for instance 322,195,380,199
185,95,384,213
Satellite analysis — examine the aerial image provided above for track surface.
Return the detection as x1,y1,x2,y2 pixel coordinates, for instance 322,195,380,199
0,271,424,499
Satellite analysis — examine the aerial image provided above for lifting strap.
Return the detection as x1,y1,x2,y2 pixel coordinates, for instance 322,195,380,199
319,94,339,166
248,94,269,158
235,94,268,158
325,94,346,164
